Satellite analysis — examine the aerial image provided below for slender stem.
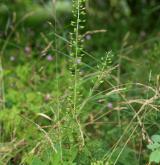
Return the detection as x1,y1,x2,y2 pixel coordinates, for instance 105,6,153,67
73,0,85,147
74,0,80,115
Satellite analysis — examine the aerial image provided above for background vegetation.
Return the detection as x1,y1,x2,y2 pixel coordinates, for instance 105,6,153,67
1,0,160,164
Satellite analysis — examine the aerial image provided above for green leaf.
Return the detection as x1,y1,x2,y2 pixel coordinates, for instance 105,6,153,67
150,149,160,163
147,142,160,151
50,152,62,165
151,135,160,143
31,156,45,165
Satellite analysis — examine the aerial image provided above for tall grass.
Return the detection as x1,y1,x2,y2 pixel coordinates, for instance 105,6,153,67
0,1,160,165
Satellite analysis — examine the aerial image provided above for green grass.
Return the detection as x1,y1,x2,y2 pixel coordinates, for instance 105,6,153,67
1,0,160,165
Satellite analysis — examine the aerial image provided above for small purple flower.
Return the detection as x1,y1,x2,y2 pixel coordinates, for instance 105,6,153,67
85,34,91,40
10,56,16,61
46,54,54,61
76,58,81,64
44,93,51,102
24,46,31,54
107,102,113,109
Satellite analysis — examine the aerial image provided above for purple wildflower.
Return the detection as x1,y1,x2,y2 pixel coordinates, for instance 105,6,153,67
85,34,91,40
44,93,51,102
24,46,31,54
76,58,81,64
107,102,113,109
46,54,54,61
